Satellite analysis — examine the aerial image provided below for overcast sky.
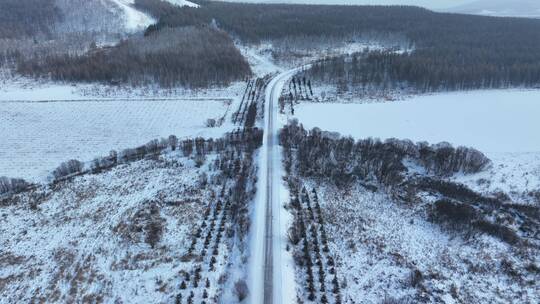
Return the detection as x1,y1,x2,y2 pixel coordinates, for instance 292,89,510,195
222,0,476,10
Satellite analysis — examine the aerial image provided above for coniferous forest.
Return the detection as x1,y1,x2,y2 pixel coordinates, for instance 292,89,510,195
5,0,540,89
138,0,540,91
16,26,252,88
0,0,59,39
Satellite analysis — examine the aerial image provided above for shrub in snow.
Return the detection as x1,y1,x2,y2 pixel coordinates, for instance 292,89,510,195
288,223,302,245
321,294,329,303
415,178,499,206
432,199,478,225
475,220,519,245
280,121,491,188
419,142,491,176
187,291,194,304
408,269,423,287
206,118,217,128
114,202,164,248
168,135,178,151
52,159,84,180
146,138,168,155
0,176,29,195
146,219,163,249
123,148,143,163
91,150,118,173
194,154,206,168
234,280,249,301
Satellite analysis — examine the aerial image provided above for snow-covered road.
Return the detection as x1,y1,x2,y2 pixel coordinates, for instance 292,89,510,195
248,68,300,304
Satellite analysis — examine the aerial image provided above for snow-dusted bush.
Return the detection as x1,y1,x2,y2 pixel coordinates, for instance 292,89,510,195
280,121,491,187
475,220,519,245
418,142,491,176
168,135,178,151
114,202,164,248
0,176,29,195
206,118,217,128
234,280,249,301
52,159,84,180
414,178,499,207
432,199,478,225
91,150,118,173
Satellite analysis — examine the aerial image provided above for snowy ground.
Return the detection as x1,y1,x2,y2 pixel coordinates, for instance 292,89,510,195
0,95,245,182
451,152,540,204
291,89,540,203
238,44,282,77
293,89,540,153
164,0,199,8
0,74,246,101
0,74,248,182
0,153,213,303
109,0,155,32
0,98,234,182
108,0,199,33
309,182,539,303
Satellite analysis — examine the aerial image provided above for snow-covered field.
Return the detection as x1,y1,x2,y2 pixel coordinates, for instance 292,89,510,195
293,89,540,153
0,74,249,182
292,89,540,202
0,75,246,101
312,182,538,303
0,152,227,303
0,98,236,182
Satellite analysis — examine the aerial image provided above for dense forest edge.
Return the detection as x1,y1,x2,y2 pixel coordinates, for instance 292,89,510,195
138,0,540,91
4,0,540,89
280,120,540,247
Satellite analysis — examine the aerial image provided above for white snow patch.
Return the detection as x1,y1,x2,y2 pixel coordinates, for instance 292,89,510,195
109,0,155,32
292,88,540,202
293,89,540,153
164,0,199,8
239,44,283,77
452,152,540,203
311,183,537,303
0,155,215,303
0,75,247,101
0,81,92,101
0,99,236,182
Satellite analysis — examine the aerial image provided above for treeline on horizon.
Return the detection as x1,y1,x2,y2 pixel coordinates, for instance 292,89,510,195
139,0,540,91
304,48,540,95
5,0,540,89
